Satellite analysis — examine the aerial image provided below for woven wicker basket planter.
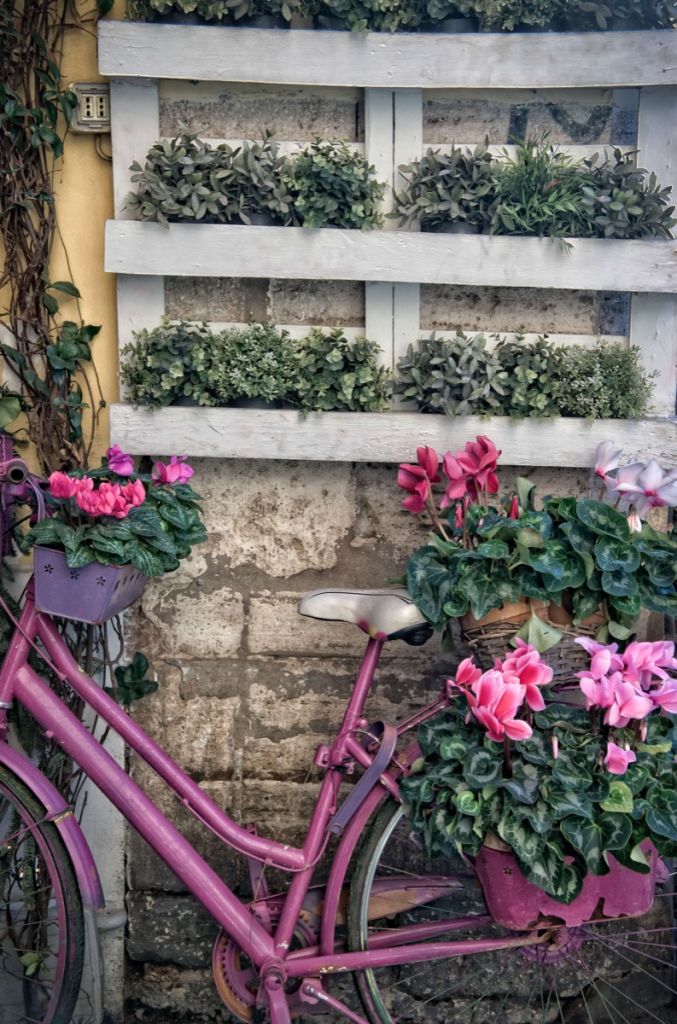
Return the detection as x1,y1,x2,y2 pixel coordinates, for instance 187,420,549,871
461,599,603,684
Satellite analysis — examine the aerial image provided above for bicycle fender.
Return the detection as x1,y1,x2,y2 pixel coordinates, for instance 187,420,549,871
0,741,105,910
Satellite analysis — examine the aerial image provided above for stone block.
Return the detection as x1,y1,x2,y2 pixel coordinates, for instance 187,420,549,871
165,277,268,323
138,578,245,659
197,459,356,577
268,279,365,327
420,286,599,335
126,964,225,1018
159,81,362,141
127,892,217,967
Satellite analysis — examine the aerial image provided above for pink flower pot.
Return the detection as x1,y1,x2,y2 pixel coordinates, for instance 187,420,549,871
475,841,666,930
34,547,148,624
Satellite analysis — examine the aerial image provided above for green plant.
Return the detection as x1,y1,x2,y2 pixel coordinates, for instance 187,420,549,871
313,0,424,30
489,137,588,243
394,144,495,231
579,149,676,240
121,320,223,407
453,0,568,29
128,0,306,22
22,450,207,578
395,333,513,416
295,328,391,411
495,335,563,417
400,438,677,647
211,323,302,403
552,342,655,419
285,140,385,229
128,133,293,226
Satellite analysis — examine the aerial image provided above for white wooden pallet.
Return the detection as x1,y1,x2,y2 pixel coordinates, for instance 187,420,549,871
99,23,677,89
101,23,677,463
109,405,676,465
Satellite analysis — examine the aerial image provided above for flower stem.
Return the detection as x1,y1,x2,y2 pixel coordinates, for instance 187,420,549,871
502,736,513,779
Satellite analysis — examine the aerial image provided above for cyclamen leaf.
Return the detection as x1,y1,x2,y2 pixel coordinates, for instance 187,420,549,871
645,788,677,841
129,545,166,578
560,818,607,875
464,748,502,789
594,535,640,573
576,499,630,541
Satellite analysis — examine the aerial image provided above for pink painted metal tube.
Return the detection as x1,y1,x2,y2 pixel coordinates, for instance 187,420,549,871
285,931,542,978
13,663,276,967
36,611,306,871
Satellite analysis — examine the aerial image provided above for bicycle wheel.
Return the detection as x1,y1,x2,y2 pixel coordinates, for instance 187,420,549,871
0,764,85,1024
348,800,677,1024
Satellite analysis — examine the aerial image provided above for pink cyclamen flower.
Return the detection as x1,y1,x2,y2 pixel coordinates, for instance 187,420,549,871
466,670,532,742
575,637,624,674
651,679,677,714
456,435,501,495
593,440,623,481
152,455,195,486
627,511,642,534
501,639,553,712
604,741,636,776
446,657,483,697
49,471,78,500
578,673,617,713
623,640,677,687
508,495,519,520
106,444,135,477
123,479,146,508
610,459,677,515
606,678,654,728
440,452,469,507
397,446,440,514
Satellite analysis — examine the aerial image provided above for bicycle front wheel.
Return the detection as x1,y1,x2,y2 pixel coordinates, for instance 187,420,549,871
348,800,677,1024
0,764,85,1024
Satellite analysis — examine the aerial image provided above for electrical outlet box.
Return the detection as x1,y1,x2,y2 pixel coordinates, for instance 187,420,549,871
69,83,111,133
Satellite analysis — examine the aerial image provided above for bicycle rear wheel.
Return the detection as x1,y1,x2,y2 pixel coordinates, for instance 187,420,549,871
0,764,85,1024
348,800,677,1024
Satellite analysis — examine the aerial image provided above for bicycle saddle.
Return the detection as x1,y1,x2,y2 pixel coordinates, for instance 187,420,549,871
299,587,433,645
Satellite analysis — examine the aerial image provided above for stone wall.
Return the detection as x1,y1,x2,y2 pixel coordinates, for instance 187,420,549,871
123,82,634,1020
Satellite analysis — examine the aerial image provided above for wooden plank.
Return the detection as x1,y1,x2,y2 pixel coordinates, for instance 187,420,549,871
99,23,677,89
364,89,394,366
392,91,422,373
416,332,626,348
105,222,677,293
630,87,677,416
110,405,677,466
109,79,159,218
116,275,165,358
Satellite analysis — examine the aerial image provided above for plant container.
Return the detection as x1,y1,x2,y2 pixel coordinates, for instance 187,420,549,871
422,221,482,234
475,841,667,930
34,547,148,624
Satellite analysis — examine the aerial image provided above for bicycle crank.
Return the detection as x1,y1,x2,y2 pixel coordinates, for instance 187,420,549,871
212,919,318,1022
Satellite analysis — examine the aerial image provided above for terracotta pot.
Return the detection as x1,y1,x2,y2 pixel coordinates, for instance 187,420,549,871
476,841,667,931
461,599,548,632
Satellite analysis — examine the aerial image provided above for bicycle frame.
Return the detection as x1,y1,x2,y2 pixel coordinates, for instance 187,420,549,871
0,584,534,1024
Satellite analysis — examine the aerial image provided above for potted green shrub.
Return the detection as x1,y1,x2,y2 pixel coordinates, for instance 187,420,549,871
451,0,566,30
210,323,302,406
285,140,385,228
578,149,676,239
127,0,306,26
121,320,225,407
312,0,424,31
394,332,512,414
394,144,495,233
552,341,655,418
295,328,391,410
127,133,293,226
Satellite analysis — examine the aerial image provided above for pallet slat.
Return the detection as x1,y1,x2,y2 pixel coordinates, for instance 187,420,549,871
99,23,677,89
110,405,677,466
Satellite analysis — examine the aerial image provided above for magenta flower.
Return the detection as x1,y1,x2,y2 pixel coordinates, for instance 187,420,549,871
593,440,623,481
397,447,440,514
501,640,553,712
49,471,78,500
604,741,636,776
152,455,194,486
574,637,624,674
652,679,677,714
508,495,519,520
440,452,468,507
106,445,135,477
466,670,532,742
606,679,654,728
123,479,146,508
623,640,677,688
578,672,617,713
455,435,501,497
447,657,483,695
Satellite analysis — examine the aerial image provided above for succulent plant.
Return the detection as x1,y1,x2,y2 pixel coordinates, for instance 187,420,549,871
295,328,391,411
285,140,385,229
395,332,511,416
578,149,676,240
394,144,495,231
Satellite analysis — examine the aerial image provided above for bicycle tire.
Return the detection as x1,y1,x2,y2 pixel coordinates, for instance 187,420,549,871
0,763,85,1024
347,799,677,1024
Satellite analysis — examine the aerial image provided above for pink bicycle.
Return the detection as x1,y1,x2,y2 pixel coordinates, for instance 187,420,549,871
0,452,674,1024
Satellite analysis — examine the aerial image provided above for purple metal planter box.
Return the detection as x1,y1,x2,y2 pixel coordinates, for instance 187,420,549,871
475,840,666,930
34,546,148,624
